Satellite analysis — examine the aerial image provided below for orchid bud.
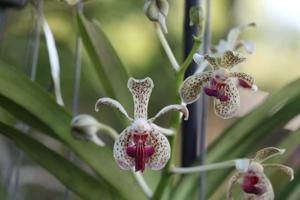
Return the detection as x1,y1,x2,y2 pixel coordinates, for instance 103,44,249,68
71,114,105,146
144,0,169,33
189,6,204,27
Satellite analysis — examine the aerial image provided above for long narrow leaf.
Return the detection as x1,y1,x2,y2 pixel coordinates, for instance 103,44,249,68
77,14,132,111
0,62,146,200
0,121,113,200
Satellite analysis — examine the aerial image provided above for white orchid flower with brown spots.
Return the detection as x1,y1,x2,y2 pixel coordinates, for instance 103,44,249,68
227,147,294,200
180,50,258,119
95,77,189,172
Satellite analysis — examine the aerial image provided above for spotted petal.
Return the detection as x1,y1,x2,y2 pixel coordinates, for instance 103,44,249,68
147,128,171,170
149,104,189,122
95,97,133,121
204,51,246,68
113,127,135,170
263,164,294,181
128,77,154,119
180,71,212,104
214,79,240,119
227,172,243,200
253,147,285,163
229,72,257,90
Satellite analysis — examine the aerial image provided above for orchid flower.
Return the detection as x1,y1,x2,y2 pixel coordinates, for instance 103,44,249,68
180,50,258,119
95,77,189,172
227,147,294,200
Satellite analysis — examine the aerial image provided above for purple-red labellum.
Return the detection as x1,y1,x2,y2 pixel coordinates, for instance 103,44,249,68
126,133,155,172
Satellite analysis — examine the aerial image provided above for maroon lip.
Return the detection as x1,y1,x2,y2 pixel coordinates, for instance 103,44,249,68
126,133,155,172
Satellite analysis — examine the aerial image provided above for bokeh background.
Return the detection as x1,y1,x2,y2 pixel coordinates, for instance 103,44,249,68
0,0,300,199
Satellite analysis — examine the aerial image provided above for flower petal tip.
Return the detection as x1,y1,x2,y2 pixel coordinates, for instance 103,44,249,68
279,148,286,154
290,174,294,181
193,53,204,65
251,84,258,92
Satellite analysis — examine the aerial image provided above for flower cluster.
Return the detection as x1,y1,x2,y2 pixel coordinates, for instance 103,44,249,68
228,147,294,200
95,77,188,172
180,24,257,119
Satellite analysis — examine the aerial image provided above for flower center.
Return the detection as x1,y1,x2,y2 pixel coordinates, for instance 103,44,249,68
126,133,155,172
204,78,230,102
241,173,265,196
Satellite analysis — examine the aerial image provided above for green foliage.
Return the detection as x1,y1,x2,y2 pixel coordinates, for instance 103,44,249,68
77,14,132,112
171,77,300,199
0,2,299,199
0,62,146,200
0,121,113,200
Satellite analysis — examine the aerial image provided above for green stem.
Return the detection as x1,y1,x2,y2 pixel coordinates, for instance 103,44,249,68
151,72,185,199
133,171,153,198
151,23,201,200
97,123,119,140
170,160,236,174
178,38,201,76
154,23,180,72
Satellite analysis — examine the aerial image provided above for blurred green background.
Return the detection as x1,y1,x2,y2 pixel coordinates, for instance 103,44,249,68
0,0,300,199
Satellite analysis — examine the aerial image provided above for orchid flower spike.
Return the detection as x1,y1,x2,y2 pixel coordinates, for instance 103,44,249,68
95,77,189,172
228,147,294,200
180,50,258,119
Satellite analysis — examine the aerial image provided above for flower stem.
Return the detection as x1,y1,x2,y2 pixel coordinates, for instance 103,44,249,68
133,172,153,198
97,123,119,140
151,78,182,200
170,160,236,174
154,22,180,72
198,0,211,199
178,38,201,76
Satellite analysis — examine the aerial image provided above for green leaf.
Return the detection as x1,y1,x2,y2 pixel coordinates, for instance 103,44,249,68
77,13,132,111
173,77,300,199
0,62,146,200
0,121,113,200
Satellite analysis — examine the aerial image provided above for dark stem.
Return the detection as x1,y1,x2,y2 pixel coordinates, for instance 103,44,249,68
181,0,200,167
63,1,83,200
198,0,211,199
182,0,211,199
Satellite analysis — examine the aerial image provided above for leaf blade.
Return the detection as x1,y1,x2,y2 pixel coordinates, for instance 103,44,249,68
0,121,114,200
77,14,132,110
0,62,146,200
